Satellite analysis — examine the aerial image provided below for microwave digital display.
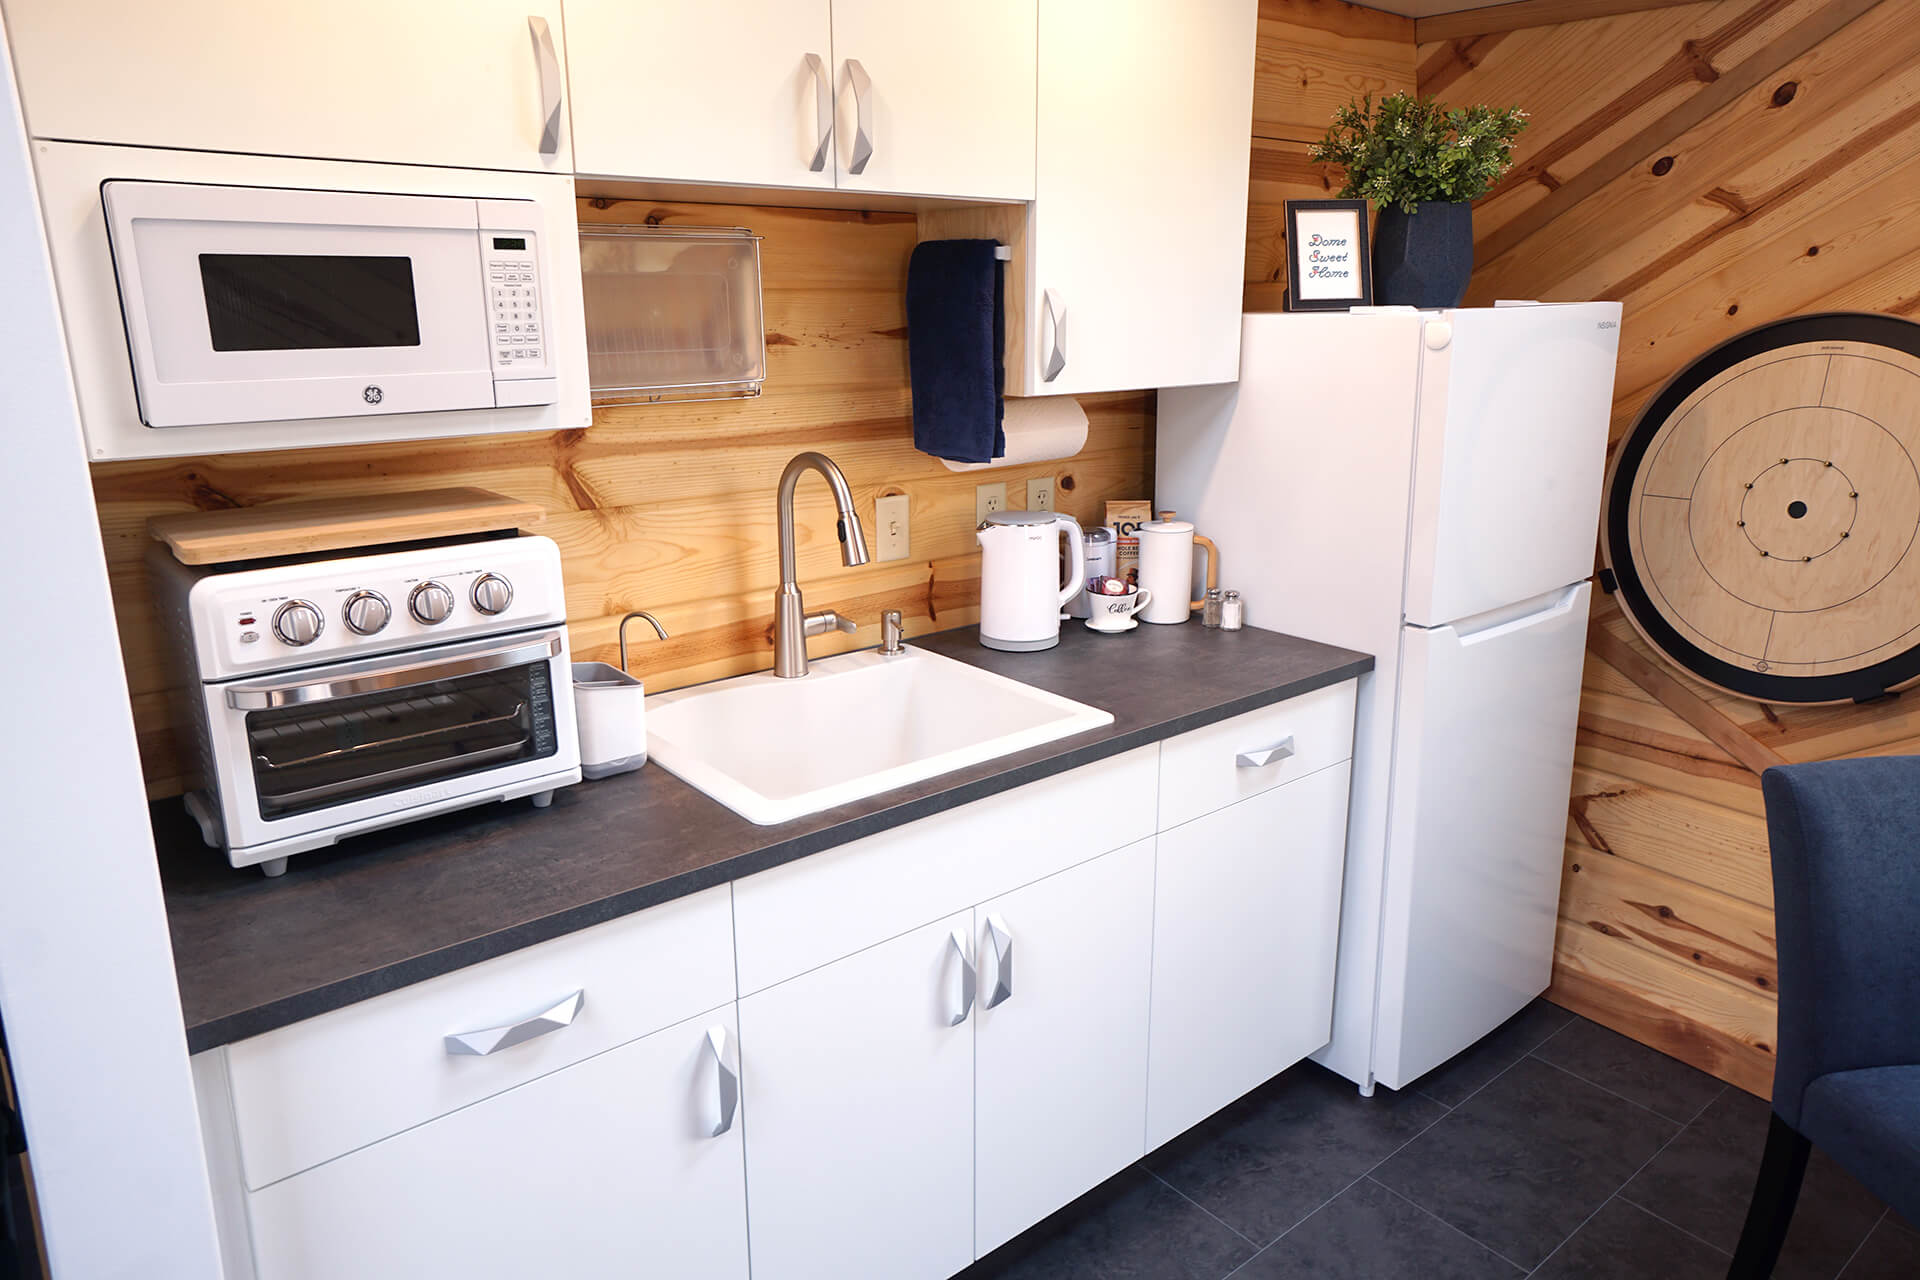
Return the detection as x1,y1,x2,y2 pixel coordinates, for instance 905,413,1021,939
197,253,423,352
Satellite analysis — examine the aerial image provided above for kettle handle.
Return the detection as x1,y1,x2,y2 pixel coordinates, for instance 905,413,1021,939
1055,515,1086,610
1190,534,1219,611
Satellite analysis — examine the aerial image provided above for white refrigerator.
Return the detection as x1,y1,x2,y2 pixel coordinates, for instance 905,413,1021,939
1157,303,1622,1094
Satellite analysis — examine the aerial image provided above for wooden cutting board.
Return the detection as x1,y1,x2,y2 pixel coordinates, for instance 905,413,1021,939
149,488,546,565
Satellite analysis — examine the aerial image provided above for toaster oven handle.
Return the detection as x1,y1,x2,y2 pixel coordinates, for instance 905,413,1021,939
225,634,563,710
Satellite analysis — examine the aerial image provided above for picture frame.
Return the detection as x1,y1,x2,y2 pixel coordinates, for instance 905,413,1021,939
1284,199,1373,312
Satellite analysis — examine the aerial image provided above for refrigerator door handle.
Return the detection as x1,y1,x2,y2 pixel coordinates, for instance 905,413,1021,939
1450,584,1586,646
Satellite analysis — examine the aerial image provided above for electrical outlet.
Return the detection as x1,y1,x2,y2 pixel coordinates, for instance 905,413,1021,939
1027,477,1055,512
875,494,910,561
975,482,1008,524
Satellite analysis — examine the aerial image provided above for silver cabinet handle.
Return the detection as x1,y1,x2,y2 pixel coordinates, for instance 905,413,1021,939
845,58,874,175
1042,288,1066,382
528,15,563,156
445,989,583,1057
805,53,832,172
984,913,1014,1010
1236,736,1295,769
703,1025,740,1138
946,928,975,1026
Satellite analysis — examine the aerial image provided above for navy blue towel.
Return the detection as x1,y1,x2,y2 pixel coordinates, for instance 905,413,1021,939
907,239,1005,464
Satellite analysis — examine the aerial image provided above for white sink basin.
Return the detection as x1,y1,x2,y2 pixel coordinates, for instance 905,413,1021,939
645,646,1114,824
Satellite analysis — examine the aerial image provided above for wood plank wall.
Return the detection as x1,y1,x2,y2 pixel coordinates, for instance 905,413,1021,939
1243,0,1417,308
1420,0,1920,1096
92,197,1154,798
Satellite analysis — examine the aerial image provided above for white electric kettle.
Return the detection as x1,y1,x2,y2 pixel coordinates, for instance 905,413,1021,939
977,510,1086,652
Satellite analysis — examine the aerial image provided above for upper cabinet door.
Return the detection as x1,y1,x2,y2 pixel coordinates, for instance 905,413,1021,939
567,0,837,189
829,0,1036,200
1023,0,1257,395
3,0,572,172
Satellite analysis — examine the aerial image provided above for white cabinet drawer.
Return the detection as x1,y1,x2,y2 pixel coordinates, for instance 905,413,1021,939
247,1006,748,1280
1147,761,1352,1148
733,746,1158,995
226,884,735,1189
1157,680,1357,832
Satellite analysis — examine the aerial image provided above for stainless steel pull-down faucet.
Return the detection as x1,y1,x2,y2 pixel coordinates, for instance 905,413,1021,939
773,451,871,678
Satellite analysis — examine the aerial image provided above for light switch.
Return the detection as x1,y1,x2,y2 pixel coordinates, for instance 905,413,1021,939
876,494,910,561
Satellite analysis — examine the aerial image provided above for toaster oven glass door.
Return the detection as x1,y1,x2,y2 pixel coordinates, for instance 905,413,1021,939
101,181,500,428
237,640,562,821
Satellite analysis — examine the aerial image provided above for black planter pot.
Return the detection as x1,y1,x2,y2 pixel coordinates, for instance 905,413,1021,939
1373,201,1474,308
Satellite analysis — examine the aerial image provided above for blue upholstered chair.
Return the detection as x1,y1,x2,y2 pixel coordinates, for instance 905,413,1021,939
1730,758,1920,1278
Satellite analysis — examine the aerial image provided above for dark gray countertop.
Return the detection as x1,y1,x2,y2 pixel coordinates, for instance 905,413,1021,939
156,622,1371,1052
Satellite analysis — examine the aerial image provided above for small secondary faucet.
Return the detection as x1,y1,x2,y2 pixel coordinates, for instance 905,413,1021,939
773,451,871,678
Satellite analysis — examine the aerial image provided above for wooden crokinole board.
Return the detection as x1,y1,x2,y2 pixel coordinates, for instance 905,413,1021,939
1603,313,1920,703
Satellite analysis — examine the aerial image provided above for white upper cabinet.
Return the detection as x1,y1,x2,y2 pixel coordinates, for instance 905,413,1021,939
566,0,1035,200
828,0,1036,200
3,0,573,172
1019,0,1258,395
566,0,837,189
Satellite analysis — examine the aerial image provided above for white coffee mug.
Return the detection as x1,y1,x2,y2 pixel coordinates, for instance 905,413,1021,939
1086,588,1152,632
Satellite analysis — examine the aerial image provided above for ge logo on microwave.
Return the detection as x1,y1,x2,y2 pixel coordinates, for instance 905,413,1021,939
363,385,384,404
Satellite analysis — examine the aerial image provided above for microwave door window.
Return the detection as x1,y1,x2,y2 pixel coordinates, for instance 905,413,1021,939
244,662,558,820
198,253,423,352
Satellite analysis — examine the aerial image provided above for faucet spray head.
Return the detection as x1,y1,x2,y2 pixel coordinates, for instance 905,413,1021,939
837,508,872,568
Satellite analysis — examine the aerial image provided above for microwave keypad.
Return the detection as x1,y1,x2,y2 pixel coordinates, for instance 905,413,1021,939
487,258,544,367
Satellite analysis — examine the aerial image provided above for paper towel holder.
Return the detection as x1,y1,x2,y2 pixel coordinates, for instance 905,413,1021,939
941,394,1088,474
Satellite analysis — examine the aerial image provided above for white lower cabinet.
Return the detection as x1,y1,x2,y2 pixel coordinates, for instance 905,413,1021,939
973,839,1155,1255
246,1006,748,1280
1146,761,1354,1149
204,680,1360,1280
739,911,977,1280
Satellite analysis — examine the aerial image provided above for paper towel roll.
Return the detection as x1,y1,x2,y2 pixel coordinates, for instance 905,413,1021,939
941,395,1089,472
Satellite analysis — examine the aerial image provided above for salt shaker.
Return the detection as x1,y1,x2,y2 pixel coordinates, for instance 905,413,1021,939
1219,589,1245,631
1202,587,1225,628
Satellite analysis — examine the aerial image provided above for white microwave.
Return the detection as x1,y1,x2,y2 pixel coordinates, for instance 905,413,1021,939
102,180,557,428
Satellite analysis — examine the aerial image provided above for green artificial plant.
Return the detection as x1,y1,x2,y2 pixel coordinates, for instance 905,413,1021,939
1311,92,1528,213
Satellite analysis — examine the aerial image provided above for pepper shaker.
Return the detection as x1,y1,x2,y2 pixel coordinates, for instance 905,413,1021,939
1202,587,1225,628
1219,589,1245,631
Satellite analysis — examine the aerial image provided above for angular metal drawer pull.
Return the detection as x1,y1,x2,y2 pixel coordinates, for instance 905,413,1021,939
704,1025,740,1138
1235,736,1295,769
984,913,1014,1010
528,15,563,156
805,53,832,172
947,928,976,1026
444,989,584,1057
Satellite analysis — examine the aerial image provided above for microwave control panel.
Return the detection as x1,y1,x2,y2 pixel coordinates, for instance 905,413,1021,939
484,232,546,374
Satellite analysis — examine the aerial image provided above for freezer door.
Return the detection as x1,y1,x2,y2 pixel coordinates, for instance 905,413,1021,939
1404,303,1621,628
1373,581,1591,1090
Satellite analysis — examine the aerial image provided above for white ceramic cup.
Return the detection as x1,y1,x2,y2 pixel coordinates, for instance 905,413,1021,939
1085,588,1152,632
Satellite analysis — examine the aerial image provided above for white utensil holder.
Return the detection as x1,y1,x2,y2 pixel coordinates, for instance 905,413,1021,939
572,662,648,779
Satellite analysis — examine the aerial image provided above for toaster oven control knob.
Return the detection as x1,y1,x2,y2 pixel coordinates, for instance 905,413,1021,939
470,572,514,616
272,600,324,647
409,581,456,625
342,590,391,636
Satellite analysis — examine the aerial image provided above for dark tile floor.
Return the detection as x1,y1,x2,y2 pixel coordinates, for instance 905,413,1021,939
959,1000,1910,1279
